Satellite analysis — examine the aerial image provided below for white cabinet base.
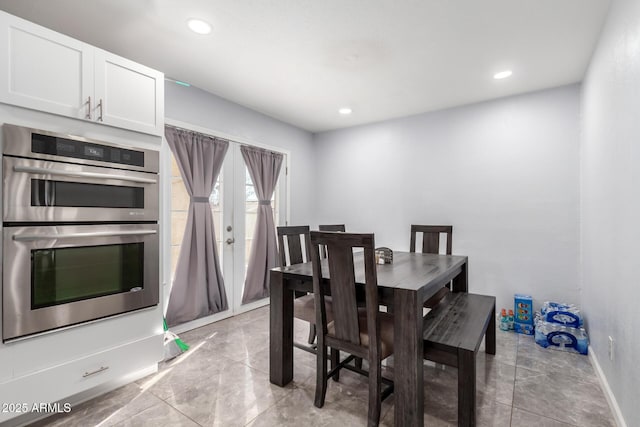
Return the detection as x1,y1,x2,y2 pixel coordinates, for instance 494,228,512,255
0,334,162,426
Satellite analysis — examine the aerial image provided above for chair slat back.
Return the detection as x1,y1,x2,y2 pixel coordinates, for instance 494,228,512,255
277,225,310,266
318,224,346,258
310,232,378,350
410,225,453,255
326,243,360,343
318,224,346,232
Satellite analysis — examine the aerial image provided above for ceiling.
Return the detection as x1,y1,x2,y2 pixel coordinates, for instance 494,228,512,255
0,0,611,132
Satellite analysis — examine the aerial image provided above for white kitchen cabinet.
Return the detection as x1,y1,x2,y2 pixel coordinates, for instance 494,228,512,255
0,11,164,136
94,50,164,135
0,11,93,120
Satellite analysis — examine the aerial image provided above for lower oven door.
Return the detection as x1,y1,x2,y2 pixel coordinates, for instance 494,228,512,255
2,223,159,341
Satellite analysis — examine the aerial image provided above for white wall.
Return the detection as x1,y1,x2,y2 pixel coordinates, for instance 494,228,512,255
581,0,640,424
313,85,581,311
164,82,316,225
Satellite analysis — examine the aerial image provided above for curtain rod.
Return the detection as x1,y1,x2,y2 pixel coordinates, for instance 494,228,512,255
239,144,283,156
165,124,281,156
165,124,231,144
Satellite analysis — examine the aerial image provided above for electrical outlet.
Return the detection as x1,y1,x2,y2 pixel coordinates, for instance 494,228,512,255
608,336,614,361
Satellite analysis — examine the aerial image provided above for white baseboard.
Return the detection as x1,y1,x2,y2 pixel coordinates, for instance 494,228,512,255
171,298,270,335
171,311,234,335
589,346,627,427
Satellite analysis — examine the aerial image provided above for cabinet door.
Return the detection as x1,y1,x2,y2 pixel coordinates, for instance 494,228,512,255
0,11,92,119
94,49,164,135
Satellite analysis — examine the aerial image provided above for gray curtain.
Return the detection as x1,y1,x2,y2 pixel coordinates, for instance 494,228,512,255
165,125,229,326
241,145,283,304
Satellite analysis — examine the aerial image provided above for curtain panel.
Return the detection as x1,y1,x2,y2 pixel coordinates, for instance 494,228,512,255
241,145,283,304
165,125,229,326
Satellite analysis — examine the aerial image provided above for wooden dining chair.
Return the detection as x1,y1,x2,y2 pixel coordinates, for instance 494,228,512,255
410,225,454,307
318,224,345,258
278,225,311,267
317,224,367,369
310,231,394,427
410,224,453,254
277,225,329,350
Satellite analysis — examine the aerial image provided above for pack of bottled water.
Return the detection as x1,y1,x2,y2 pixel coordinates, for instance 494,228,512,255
540,301,583,328
534,318,589,355
534,301,588,355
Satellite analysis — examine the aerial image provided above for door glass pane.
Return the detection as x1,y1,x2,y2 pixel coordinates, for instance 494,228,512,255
31,243,143,309
31,179,144,208
170,154,223,277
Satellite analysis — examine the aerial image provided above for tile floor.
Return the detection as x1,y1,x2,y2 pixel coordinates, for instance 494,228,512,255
32,306,615,426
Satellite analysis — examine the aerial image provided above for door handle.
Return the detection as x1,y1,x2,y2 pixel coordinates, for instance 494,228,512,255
226,238,235,245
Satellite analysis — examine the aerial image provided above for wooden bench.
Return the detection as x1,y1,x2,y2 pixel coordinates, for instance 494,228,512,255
422,292,496,427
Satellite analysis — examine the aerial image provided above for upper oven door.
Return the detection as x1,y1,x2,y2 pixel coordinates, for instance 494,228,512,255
3,156,159,222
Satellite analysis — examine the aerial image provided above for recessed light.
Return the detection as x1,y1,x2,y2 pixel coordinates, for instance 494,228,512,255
493,70,513,80
338,107,352,115
187,19,212,35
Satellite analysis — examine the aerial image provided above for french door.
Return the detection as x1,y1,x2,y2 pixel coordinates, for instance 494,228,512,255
167,121,288,330
220,143,287,314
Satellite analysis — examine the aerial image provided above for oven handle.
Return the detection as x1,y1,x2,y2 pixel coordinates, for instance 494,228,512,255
13,165,157,184
13,230,157,242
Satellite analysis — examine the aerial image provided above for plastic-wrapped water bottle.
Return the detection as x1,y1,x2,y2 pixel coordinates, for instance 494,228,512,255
534,318,588,355
540,301,583,328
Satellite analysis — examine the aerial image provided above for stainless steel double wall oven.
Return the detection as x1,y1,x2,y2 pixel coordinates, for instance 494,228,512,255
2,124,160,341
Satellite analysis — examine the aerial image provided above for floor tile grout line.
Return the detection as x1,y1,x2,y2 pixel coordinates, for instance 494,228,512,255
200,346,299,427
166,352,241,425
511,335,604,427
242,387,297,427
161,397,208,427
509,334,518,426
511,406,581,427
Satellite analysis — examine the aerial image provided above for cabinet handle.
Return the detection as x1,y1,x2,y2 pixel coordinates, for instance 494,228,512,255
97,98,104,121
82,365,109,378
85,96,92,119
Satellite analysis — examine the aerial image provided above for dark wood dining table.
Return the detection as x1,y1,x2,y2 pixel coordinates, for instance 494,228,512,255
269,251,469,427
